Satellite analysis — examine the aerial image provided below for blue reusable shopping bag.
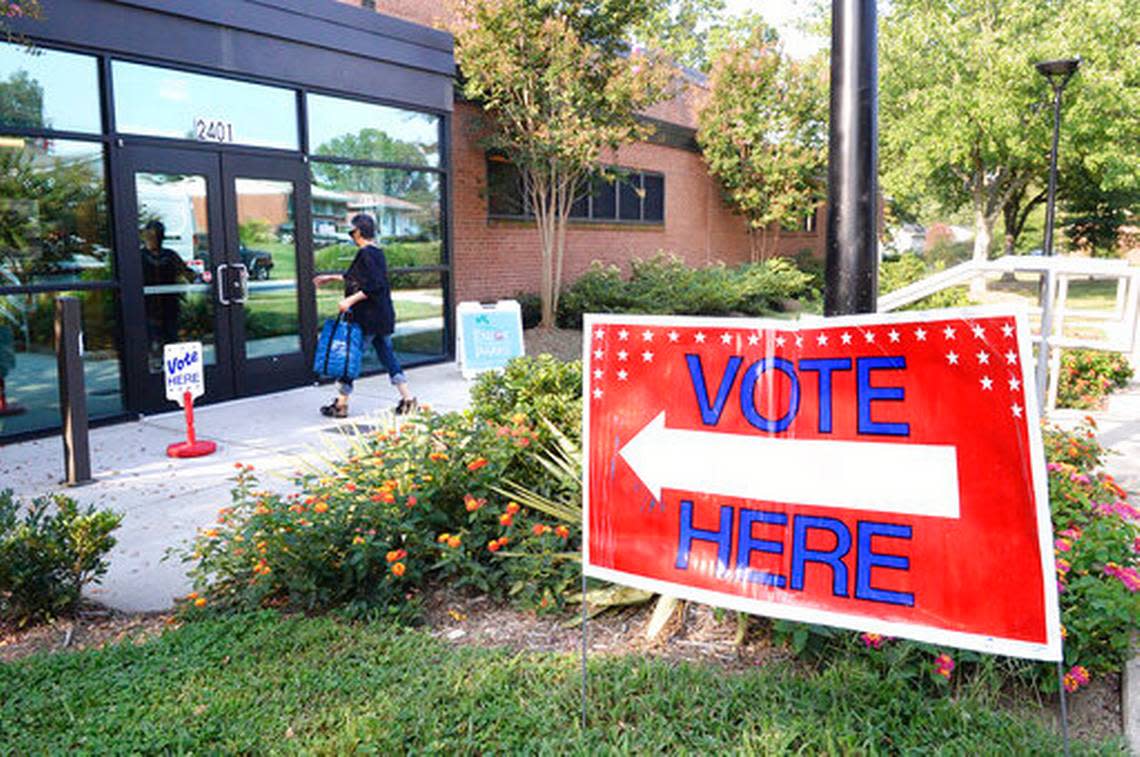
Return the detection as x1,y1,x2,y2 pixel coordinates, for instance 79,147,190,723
313,314,363,380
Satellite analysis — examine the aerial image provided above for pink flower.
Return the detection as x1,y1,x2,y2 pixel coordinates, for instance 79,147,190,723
1104,563,1140,592
1093,500,1140,520
860,632,884,649
1063,665,1090,692
1055,558,1071,576
1054,538,1072,553
934,652,955,678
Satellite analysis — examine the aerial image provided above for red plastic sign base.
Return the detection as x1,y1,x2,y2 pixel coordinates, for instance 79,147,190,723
167,440,217,458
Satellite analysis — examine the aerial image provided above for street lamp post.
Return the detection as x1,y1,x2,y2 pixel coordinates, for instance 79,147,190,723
1033,56,1080,413
824,0,879,316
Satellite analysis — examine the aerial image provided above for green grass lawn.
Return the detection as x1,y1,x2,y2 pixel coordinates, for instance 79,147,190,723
0,613,1122,754
985,274,1121,311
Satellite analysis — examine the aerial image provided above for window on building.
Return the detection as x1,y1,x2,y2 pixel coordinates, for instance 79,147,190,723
0,43,102,134
307,93,439,168
309,154,445,362
487,157,665,225
112,61,299,150
802,208,818,233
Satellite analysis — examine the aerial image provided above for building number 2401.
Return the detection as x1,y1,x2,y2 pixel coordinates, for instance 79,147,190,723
193,118,235,144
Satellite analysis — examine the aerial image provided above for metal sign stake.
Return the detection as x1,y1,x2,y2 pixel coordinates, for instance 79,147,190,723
580,569,589,733
1056,657,1071,756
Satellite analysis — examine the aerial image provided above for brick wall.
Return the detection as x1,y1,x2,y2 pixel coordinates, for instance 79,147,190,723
450,102,825,304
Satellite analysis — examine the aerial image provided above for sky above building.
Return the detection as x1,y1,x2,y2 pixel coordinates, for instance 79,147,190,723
722,0,826,59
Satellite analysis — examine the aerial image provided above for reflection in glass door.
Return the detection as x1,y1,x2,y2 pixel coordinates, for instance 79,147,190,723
119,147,314,413
135,173,217,374
223,154,313,397
234,178,300,360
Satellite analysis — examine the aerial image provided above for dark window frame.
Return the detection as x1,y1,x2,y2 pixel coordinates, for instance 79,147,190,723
486,157,665,226
0,35,456,442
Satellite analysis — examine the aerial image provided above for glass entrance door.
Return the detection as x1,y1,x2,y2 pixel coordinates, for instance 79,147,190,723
117,147,314,413
222,153,314,396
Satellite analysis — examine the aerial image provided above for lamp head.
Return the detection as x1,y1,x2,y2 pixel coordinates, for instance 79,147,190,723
1035,57,1081,81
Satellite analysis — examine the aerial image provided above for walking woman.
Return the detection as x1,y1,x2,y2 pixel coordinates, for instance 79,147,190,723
313,214,416,417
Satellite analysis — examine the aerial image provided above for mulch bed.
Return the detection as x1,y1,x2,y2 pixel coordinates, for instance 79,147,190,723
0,603,175,664
524,327,583,362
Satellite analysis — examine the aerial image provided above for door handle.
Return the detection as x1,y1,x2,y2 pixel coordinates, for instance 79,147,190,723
232,263,249,304
216,264,230,305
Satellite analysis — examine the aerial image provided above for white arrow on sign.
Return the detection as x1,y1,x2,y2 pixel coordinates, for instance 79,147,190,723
618,412,961,519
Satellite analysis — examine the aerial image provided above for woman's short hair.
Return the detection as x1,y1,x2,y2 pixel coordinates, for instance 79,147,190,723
349,213,376,240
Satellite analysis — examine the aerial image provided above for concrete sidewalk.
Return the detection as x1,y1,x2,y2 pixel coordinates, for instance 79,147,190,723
0,362,474,612
1050,379,1140,497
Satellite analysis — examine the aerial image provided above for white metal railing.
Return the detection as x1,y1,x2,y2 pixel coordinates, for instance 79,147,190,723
878,254,1140,411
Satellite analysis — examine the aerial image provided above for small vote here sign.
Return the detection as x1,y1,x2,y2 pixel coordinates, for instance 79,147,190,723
164,341,205,405
582,307,1060,660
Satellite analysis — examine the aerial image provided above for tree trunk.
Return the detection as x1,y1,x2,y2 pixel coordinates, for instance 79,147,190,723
533,182,556,329
970,207,995,297
749,226,762,264
765,225,783,261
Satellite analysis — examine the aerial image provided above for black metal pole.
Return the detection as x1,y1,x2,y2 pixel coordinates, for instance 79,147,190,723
55,296,93,486
1034,60,1078,410
1042,81,1066,258
824,0,879,316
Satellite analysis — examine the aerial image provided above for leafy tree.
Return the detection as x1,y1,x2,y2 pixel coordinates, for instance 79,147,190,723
0,143,109,281
314,128,433,169
311,131,439,239
697,19,828,262
0,70,44,128
1062,163,1139,257
880,0,1139,264
452,0,670,328
634,0,726,72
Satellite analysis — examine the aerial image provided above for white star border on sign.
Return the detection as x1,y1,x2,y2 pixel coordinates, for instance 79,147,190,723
586,317,1027,421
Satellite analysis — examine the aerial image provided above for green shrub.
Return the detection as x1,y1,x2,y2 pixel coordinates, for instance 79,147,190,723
735,257,816,313
792,248,825,292
624,256,740,316
879,254,971,310
469,354,583,445
1056,349,1134,409
556,262,634,328
177,411,578,620
0,490,121,626
557,253,816,328
513,292,542,329
313,243,357,271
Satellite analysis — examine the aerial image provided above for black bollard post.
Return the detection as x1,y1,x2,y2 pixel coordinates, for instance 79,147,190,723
824,0,879,316
55,296,93,486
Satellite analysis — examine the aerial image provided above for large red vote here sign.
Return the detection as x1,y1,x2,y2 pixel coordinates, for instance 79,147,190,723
582,307,1061,660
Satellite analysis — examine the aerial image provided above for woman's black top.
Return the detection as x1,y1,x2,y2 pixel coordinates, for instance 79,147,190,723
344,244,396,336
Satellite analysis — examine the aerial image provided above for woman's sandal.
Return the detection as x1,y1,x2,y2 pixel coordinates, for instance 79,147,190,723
320,399,348,418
